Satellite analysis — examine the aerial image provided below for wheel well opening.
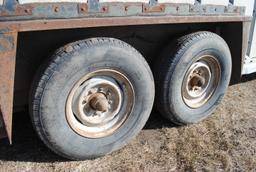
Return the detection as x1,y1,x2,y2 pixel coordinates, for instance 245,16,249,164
14,22,243,110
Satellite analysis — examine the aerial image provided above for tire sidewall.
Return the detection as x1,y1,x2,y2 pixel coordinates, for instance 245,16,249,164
167,37,231,124
38,40,154,159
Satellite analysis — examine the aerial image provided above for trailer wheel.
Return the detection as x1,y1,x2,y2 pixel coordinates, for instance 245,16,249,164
155,31,232,125
29,38,154,160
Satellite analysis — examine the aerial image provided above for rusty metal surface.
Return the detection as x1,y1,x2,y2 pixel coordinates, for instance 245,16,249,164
143,4,165,13
0,2,247,21
0,4,33,16
0,15,251,33
0,30,17,143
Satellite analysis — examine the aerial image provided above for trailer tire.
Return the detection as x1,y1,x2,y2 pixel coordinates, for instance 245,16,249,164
154,31,232,125
29,38,154,160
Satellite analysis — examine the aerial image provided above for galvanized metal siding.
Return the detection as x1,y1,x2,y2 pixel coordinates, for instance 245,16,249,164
232,0,254,16
200,0,229,6
158,0,195,3
17,0,251,6
19,0,86,4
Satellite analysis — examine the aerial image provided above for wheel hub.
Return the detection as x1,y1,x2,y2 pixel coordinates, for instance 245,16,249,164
182,55,221,109
66,69,134,138
89,92,109,112
186,61,211,98
71,77,122,126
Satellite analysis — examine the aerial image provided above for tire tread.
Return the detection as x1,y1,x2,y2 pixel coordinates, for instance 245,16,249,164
154,31,228,125
30,38,153,160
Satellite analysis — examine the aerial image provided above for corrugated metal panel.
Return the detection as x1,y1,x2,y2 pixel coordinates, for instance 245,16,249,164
200,0,229,6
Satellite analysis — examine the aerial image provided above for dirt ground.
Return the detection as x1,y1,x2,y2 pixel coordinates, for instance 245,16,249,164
0,76,256,172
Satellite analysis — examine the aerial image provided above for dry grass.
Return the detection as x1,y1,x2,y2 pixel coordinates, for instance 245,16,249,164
0,78,256,172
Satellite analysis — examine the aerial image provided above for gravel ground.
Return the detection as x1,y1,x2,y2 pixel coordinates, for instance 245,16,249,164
0,76,256,172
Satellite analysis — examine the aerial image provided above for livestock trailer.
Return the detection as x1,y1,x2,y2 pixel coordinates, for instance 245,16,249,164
0,0,256,160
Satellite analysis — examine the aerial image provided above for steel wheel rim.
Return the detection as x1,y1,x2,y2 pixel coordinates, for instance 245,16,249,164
182,55,221,109
66,69,135,138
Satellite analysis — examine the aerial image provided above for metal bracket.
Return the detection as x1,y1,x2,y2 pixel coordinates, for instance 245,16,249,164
143,3,165,13
0,5,33,16
142,0,165,13
0,0,33,17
